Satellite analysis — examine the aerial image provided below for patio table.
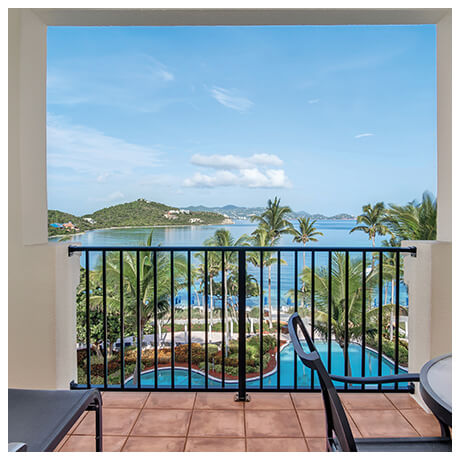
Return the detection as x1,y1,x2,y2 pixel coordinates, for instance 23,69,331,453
420,353,452,427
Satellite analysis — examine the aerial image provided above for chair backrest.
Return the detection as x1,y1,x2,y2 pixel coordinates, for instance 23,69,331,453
288,312,357,452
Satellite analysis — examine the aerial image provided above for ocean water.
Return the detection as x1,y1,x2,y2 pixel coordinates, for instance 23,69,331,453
52,219,408,306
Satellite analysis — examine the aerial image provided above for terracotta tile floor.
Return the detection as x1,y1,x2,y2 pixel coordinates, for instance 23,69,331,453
55,391,442,452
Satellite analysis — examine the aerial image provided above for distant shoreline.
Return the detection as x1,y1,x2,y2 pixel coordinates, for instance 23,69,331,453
48,218,355,240
48,220,235,240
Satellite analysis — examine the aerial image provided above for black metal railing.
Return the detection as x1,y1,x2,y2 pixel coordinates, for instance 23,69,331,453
69,245,416,398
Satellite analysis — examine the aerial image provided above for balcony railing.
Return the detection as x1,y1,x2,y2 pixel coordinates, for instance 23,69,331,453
68,245,416,399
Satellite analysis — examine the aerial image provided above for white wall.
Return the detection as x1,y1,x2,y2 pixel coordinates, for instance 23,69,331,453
436,12,452,242
402,241,452,406
8,9,80,389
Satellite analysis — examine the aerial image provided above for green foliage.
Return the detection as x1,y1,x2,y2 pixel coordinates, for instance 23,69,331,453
48,210,93,236
350,202,389,246
290,217,324,245
367,335,408,367
384,191,437,242
49,199,228,236
86,199,226,229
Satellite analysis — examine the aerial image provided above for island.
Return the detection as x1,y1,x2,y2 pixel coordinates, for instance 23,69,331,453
48,199,232,237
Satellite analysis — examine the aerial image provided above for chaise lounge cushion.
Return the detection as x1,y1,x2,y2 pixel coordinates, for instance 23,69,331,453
8,388,101,452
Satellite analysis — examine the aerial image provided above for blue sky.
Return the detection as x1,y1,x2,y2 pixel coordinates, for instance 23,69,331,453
47,25,436,216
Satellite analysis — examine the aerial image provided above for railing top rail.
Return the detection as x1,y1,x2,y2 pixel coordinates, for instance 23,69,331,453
68,245,417,254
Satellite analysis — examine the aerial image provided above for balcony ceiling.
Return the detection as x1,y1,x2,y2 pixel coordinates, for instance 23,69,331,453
32,8,451,27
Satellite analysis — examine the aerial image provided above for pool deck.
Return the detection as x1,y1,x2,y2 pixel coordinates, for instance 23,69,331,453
55,391,442,452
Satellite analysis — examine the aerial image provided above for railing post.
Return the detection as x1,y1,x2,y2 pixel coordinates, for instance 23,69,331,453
236,249,250,402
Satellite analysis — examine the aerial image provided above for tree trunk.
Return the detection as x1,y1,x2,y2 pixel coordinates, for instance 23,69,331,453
267,264,273,329
301,248,306,309
340,342,353,378
223,266,229,356
209,276,214,335
132,318,146,386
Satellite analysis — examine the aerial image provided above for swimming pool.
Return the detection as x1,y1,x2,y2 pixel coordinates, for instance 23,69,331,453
125,340,407,389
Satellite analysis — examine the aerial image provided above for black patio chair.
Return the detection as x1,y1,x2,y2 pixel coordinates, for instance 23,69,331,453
8,388,102,452
288,313,452,452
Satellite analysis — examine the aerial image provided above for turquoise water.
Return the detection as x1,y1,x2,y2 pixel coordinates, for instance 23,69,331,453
125,341,407,389
52,219,408,307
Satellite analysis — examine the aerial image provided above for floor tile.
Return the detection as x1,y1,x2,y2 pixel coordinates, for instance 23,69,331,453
102,391,149,408
344,409,363,438
188,410,245,437
306,438,327,452
145,392,196,409
122,436,185,452
246,437,308,452
67,411,87,434
60,435,126,452
245,410,303,437
131,409,191,437
291,393,324,410
339,393,394,410
349,409,418,438
54,435,69,451
385,393,422,410
185,437,246,452
194,392,243,410
400,409,441,437
73,408,140,436
246,392,294,410
297,410,327,437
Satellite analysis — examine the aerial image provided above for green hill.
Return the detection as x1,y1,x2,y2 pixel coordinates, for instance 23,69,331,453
49,199,230,237
48,210,93,237
84,199,228,228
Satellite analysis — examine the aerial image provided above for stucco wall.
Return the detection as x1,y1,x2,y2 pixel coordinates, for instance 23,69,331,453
8,9,80,389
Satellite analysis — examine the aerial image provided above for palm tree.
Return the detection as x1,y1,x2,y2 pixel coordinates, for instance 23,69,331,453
194,250,221,336
298,252,393,375
246,228,284,329
384,191,437,242
97,231,187,384
381,236,402,305
251,197,293,243
290,217,324,307
350,202,389,247
203,229,248,354
251,197,293,327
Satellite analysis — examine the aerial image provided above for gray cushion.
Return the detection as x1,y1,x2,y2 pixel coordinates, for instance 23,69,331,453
8,388,101,452
356,437,452,452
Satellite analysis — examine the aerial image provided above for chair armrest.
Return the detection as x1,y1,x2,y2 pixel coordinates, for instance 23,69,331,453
8,442,27,452
330,373,420,385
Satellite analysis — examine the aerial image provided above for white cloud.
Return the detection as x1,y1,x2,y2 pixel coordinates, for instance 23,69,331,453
355,133,374,139
183,168,291,189
210,87,254,111
47,114,161,178
190,153,283,170
308,99,320,104
184,171,239,188
155,68,174,82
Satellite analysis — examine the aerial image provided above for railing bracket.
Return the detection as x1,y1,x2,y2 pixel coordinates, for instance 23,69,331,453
234,393,250,402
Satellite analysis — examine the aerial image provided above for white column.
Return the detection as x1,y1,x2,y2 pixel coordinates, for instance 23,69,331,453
436,12,452,242
9,9,81,389
402,240,452,407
